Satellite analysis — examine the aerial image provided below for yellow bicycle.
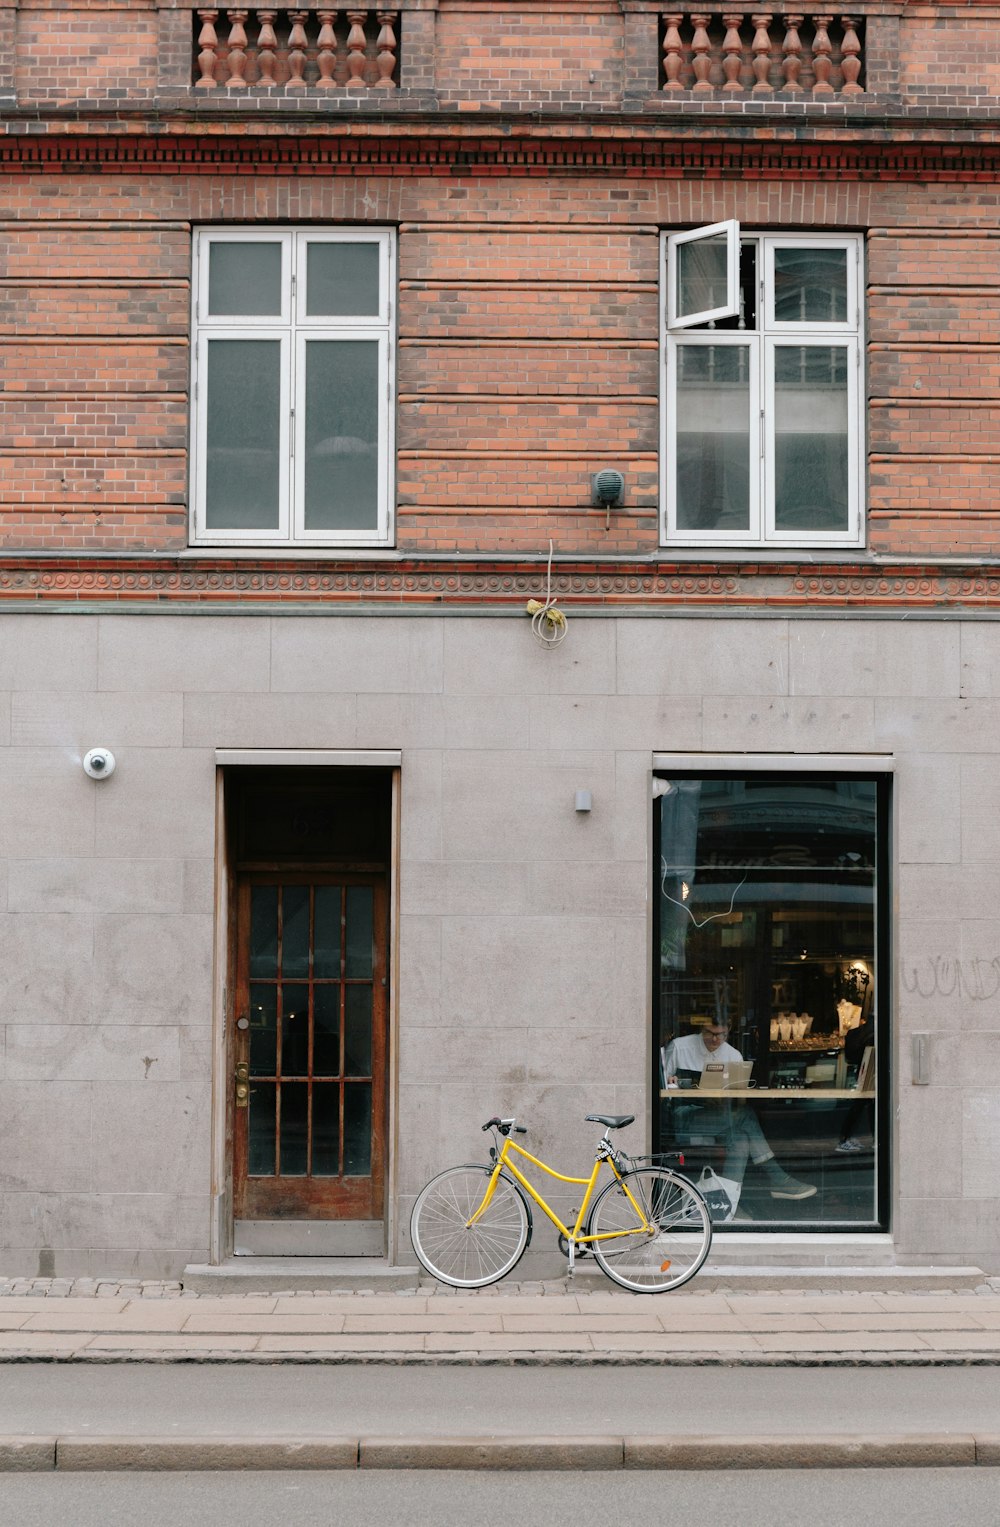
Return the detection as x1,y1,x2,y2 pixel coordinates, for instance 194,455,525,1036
410,1113,713,1294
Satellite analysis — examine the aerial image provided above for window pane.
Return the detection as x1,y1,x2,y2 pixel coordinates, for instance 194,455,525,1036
249,886,278,978
313,985,341,1076
303,340,379,532
306,242,380,317
279,1083,308,1176
345,886,374,978
312,1084,340,1176
205,340,281,530
773,247,848,324
675,345,751,533
345,985,372,1076
248,1082,276,1176
281,885,310,977
677,234,730,319
208,242,283,316
773,346,849,532
656,776,881,1230
280,984,309,1076
344,1085,372,1176
248,983,277,1077
313,886,342,979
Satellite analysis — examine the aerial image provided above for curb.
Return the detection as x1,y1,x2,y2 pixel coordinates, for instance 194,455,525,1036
3,1433,999,1472
2,1349,1000,1368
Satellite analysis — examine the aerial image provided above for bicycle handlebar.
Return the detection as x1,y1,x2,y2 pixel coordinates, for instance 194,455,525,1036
482,1117,527,1137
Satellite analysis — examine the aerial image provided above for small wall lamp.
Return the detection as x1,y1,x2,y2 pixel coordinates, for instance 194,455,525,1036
592,470,625,529
575,790,593,813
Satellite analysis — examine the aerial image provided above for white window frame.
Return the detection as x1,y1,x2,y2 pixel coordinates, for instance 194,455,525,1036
190,227,395,550
667,219,741,329
661,228,865,551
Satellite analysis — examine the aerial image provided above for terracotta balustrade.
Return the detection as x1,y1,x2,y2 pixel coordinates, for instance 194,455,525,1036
658,10,865,94
193,7,399,88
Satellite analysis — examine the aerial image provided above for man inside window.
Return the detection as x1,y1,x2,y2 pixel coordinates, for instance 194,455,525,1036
663,1021,817,1202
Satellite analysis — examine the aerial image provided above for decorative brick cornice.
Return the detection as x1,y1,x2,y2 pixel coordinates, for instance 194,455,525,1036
5,121,1000,178
3,556,1000,610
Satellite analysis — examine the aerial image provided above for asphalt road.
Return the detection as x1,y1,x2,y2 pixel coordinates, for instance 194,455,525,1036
3,1469,1000,1527
3,1362,1000,1439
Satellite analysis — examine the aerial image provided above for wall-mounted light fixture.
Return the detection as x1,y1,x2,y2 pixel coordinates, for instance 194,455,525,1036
83,748,116,780
575,790,592,813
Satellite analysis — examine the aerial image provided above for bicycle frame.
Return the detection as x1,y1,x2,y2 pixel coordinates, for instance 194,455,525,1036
469,1134,653,1270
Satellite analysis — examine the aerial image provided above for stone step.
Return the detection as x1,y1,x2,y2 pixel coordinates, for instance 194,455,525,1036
183,1259,421,1294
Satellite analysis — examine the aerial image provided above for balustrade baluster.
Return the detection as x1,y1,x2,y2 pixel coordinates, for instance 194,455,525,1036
225,9,249,88
782,15,804,91
690,14,713,91
196,9,220,88
840,15,863,93
316,9,337,86
662,14,685,91
286,10,309,87
256,9,277,86
375,10,398,87
722,14,745,92
346,10,370,88
751,13,773,93
812,14,834,94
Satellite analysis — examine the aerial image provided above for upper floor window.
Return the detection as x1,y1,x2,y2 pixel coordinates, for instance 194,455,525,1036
191,228,394,549
662,225,864,550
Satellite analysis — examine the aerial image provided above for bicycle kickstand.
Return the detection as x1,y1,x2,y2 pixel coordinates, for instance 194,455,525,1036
567,1239,575,1277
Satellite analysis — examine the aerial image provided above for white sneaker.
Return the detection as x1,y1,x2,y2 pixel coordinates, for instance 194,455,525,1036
835,1138,863,1154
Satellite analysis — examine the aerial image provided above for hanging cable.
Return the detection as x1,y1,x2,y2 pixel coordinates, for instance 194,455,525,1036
525,541,568,648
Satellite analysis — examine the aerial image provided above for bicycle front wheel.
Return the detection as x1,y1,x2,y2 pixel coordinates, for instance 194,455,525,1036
588,1167,712,1293
410,1165,530,1289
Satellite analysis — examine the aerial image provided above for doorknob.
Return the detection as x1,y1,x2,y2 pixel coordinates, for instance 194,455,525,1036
234,1060,249,1109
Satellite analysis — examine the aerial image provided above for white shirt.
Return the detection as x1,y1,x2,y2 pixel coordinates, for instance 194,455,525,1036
663,1032,744,1078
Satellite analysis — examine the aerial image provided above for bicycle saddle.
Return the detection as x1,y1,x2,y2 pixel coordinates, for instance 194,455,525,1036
585,1113,635,1130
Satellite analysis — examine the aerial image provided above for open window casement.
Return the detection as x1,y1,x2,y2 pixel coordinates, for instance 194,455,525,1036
667,220,740,329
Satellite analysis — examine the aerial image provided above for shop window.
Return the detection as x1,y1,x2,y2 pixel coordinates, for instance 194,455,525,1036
190,228,394,549
654,772,888,1229
662,225,864,549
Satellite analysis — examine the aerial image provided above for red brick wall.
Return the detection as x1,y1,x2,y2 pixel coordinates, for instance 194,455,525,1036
3,166,1000,557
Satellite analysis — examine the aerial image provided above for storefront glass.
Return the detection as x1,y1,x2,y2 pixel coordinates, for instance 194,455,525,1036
654,774,887,1229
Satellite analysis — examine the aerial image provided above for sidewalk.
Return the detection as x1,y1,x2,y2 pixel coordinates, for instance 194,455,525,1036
3,1275,1000,1365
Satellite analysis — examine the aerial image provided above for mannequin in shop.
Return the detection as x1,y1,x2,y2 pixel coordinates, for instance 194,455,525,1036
663,1021,817,1201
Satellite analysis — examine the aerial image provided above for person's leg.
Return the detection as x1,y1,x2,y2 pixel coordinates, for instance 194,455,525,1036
728,1104,817,1200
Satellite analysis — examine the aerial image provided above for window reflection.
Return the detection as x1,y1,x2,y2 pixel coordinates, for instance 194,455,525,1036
656,776,885,1229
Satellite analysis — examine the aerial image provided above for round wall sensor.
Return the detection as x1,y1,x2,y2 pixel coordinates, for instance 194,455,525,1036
83,748,116,780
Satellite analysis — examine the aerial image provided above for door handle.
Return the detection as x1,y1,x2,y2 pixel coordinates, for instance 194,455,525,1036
235,1060,249,1108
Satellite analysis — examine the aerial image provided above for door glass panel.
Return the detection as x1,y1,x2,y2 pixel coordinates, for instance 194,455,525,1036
205,339,281,530
313,885,342,978
303,340,379,533
249,886,278,977
345,886,374,978
345,985,372,1076
313,985,341,1076
774,247,848,324
344,1085,372,1176
677,233,730,321
208,241,283,317
311,1084,340,1176
675,345,751,532
248,1082,276,1176
280,1083,308,1176
281,985,309,1076
248,983,277,1076
773,346,849,532
306,242,380,317
281,885,310,977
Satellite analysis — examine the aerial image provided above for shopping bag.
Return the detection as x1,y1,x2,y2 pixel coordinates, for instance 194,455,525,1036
698,1165,742,1224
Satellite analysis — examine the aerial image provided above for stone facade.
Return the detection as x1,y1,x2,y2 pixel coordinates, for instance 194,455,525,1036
1,1,1000,1274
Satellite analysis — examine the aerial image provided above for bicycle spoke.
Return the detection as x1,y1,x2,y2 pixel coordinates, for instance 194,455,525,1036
410,1167,530,1288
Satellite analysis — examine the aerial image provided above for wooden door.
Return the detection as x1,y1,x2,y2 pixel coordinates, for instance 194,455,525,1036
233,874,387,1222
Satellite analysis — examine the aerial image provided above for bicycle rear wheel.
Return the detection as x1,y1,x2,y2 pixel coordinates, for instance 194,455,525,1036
588,1167,712,1293
410,1165,530,1288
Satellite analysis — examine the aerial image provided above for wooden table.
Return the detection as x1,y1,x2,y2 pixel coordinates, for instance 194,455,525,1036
660,1087,866,1100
